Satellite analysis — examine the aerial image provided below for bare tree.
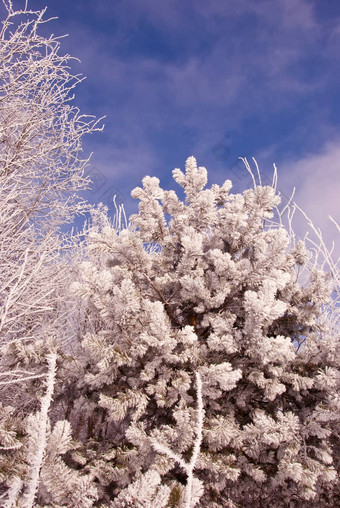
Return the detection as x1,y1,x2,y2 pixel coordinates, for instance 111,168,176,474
0,2,102,497
0,0,102,350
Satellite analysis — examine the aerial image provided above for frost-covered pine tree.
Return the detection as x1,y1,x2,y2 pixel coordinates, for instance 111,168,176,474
68,156,339,507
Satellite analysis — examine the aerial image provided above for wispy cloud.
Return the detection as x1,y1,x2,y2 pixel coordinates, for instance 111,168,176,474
278,140,340,258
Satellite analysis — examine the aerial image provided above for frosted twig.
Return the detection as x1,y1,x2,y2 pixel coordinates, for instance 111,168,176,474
252,157,262,187
151,371,205,508
23,352,57,508
329,215,340,234
272,163,278,192
239,157,256,189
0,443,22,450
185,371,204,508
0,373,45,386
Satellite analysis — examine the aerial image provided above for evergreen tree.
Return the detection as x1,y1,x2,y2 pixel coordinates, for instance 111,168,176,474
68,156,339,507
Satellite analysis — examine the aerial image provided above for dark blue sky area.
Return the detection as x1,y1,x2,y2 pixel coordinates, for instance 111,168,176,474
2,0,340,248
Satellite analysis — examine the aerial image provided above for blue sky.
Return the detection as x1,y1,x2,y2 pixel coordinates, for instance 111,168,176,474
5,0,340,251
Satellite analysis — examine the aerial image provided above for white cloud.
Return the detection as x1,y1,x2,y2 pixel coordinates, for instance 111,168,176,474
278,140,340,260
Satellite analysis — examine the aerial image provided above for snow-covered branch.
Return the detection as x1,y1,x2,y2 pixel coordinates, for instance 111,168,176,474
152,371,205,508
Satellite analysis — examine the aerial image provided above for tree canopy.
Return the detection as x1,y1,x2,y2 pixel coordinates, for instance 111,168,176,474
0,3,339,507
